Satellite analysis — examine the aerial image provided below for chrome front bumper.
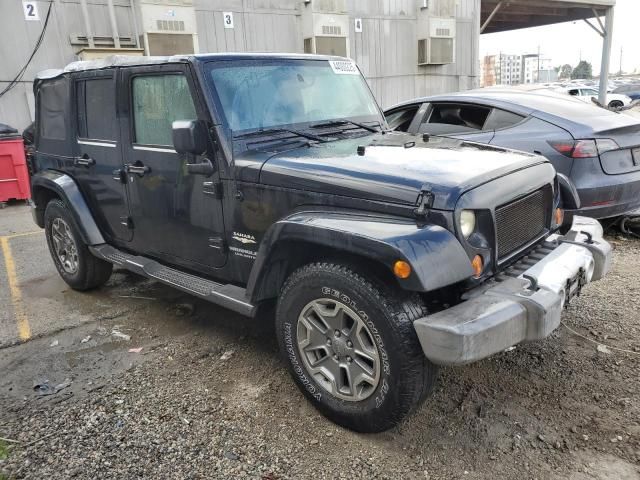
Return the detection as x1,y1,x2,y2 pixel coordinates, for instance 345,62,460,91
413,216,612,366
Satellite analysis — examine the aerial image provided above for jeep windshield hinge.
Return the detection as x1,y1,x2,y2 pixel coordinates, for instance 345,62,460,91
414,187,434,217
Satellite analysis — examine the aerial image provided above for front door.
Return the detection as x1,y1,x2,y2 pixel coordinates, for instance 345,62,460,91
118,64,227,269
73,71,132,243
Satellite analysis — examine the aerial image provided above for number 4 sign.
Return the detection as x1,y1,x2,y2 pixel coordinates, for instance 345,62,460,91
23,1,40,21
223,12,234,29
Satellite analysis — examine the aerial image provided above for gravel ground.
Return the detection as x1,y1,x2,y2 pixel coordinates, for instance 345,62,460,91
1,235,639,479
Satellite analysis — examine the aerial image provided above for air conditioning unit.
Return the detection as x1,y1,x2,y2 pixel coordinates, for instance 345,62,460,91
302,11,349,57
418,17,455,65
137,0,198,55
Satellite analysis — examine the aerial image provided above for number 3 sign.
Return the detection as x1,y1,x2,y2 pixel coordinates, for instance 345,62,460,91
223,12,234,29
23,1,40,21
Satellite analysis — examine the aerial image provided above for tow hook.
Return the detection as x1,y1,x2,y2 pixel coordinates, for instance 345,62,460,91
523,274,539,292
579,230,594,244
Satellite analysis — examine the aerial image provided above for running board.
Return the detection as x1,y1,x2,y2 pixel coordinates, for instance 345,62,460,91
89,244,257,317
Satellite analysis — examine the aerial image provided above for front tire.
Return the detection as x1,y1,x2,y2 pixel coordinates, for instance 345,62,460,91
275,262,438,433
44,199,112,290
609,100,624,109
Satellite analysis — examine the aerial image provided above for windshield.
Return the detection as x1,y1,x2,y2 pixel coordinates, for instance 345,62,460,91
205,59,381,132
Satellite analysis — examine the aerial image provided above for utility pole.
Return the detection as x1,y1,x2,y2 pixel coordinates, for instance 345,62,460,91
537,45,541,83
619,46,623,75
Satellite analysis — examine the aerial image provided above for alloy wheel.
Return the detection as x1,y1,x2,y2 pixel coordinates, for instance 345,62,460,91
297,298,381,401
51,217,79,274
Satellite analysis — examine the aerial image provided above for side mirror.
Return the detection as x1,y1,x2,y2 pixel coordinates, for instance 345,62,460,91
172,119,208,155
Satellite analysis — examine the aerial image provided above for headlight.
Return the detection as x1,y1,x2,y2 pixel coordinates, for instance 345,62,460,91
460,210,476,239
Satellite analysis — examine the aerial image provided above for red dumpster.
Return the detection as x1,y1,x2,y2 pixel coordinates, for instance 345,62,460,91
0,133,31,207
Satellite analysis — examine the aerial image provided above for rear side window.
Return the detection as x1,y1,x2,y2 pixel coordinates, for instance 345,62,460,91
131,74,196,146
76,78,116,141
426,104,491,131
38,78,67,141
483,109,525,131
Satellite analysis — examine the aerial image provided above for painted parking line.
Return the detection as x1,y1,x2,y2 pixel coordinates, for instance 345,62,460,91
0,230,42,341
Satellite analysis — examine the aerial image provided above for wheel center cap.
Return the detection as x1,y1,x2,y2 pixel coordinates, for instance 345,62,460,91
332,336,349,358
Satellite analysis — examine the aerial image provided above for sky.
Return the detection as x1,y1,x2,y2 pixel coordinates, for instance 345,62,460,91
479,0,639,74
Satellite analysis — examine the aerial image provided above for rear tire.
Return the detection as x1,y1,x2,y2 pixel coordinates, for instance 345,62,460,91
44,199,112,290
275,262,438,433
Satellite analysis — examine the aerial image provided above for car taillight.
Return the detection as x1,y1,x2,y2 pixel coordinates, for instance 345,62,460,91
548,141,575,156
572,140,599,158
548,139,619,158
595,139,619,154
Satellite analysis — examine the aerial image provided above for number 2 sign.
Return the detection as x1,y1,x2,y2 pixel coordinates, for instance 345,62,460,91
23,1,40,21
223,12,234,29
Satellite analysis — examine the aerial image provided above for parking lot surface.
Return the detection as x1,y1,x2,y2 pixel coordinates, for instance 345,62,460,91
0,203,639,479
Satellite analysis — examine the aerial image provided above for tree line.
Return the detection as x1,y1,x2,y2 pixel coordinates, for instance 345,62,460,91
556,61,593,80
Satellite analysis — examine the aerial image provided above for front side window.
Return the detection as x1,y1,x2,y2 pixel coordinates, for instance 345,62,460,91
206,59,381,132
77,78,116,141
132,74,197,146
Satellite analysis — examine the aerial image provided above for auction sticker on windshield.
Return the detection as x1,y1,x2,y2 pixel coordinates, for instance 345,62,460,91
329,60,359,75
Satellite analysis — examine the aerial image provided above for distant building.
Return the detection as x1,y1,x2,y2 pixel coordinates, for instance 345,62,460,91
481,55,497,87
497,54,522,85
481,53,522,86
481,52,558,86
522,54,556,83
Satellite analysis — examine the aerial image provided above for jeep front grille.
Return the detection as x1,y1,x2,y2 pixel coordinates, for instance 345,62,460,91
495,186,552,261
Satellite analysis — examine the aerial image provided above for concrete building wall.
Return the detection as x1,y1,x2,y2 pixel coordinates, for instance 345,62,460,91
0,0,480,131
0,0,139,130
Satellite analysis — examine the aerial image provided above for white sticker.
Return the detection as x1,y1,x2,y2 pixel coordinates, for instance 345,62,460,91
223,12,234,29
354,18,363,33
22,1,40,21
329,60,359,75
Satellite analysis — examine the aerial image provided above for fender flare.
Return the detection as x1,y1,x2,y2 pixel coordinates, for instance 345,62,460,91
31,170,105,245
246,211,473,301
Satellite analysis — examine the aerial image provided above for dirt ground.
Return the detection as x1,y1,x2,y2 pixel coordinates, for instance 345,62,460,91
0,203,639,479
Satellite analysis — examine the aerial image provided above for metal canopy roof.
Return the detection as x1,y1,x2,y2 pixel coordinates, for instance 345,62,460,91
481,0,616,34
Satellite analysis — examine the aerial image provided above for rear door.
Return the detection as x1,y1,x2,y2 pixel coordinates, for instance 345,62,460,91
73,71,132,243
119,63,227,269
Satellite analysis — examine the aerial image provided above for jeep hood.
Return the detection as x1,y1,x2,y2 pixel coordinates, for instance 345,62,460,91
255,132,551,210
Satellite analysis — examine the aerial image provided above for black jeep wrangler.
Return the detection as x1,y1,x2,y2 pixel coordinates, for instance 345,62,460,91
30,54,611,433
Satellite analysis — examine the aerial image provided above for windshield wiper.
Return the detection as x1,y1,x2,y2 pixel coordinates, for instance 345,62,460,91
310,119,381,133
234,127,327,142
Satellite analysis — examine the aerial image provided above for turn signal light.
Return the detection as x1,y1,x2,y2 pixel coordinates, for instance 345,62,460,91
471,255,484,278
554,208,565,226
393,260,412,279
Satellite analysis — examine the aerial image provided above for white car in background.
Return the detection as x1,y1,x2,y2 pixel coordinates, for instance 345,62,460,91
565,87,632,108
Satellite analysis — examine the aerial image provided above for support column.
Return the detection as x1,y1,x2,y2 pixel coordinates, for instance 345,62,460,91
598,6,614,105
79,0,95,48
107,0,121,49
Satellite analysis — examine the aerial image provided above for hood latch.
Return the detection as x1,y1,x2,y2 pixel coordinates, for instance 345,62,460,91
414,186,434,217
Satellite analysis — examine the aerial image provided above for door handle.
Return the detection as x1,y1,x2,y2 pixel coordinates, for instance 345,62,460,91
74,154,95,167
125,163,151,176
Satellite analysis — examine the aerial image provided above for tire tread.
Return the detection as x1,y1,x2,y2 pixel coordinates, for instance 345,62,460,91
277,262,438,432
